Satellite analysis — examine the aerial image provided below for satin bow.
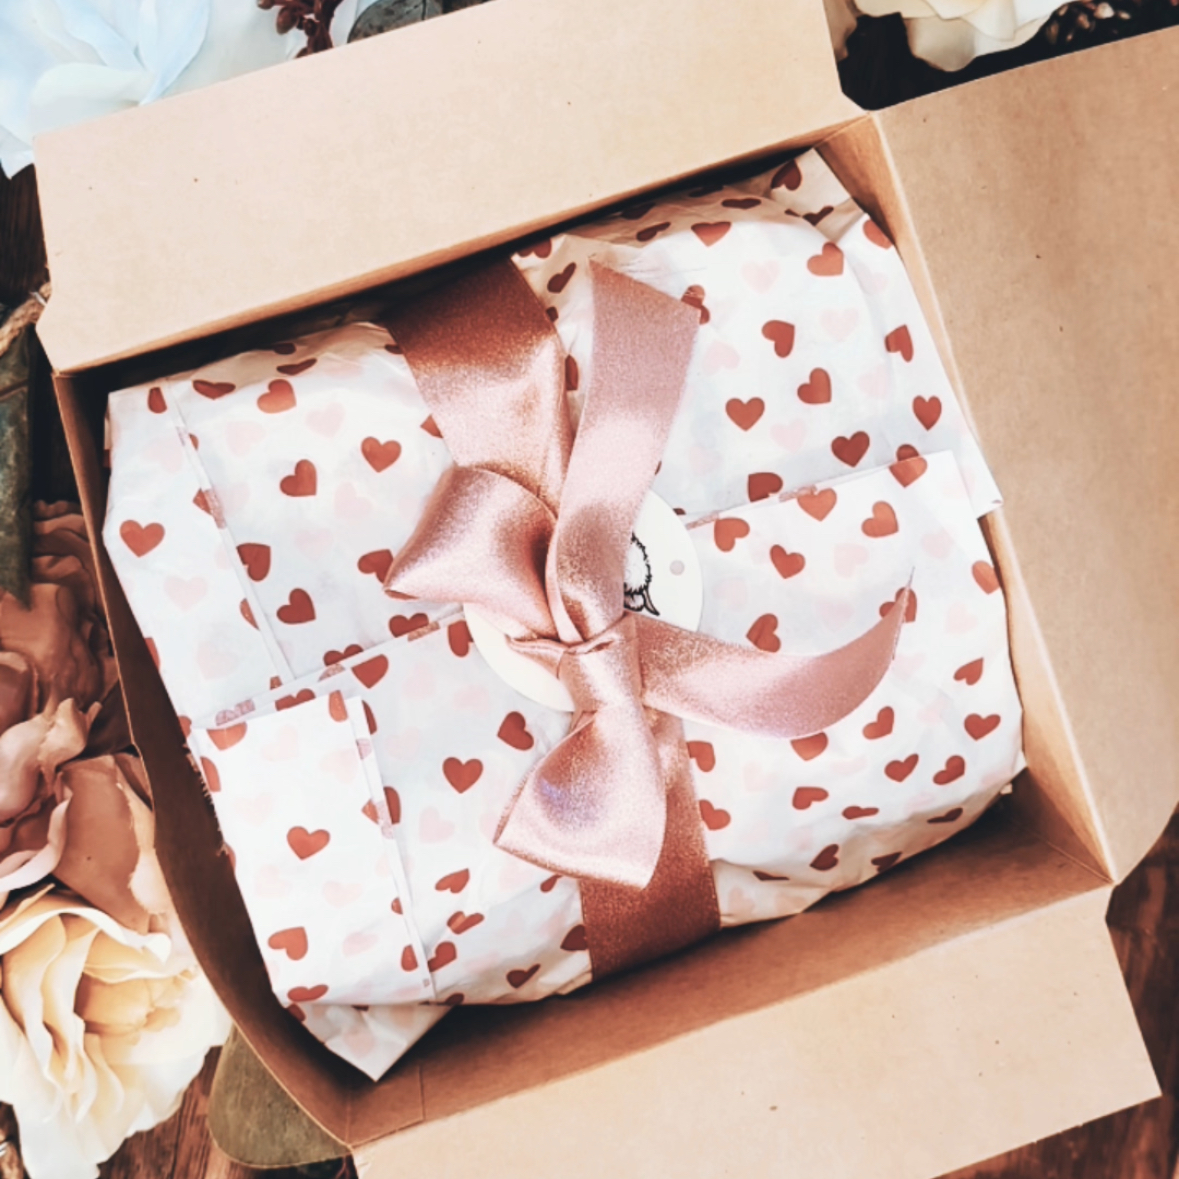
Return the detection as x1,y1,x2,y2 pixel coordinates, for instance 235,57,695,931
384,260,907,889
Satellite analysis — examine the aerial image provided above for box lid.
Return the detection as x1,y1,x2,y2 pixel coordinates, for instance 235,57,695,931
34,0,856,373
876,29,1179,883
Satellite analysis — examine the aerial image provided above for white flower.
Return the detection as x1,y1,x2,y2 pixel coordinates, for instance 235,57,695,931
852,0,1056,69
0,0,303,178
0,886,229,1179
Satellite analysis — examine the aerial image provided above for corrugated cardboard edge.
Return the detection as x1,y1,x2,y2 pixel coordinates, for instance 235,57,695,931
354,886,1157,1179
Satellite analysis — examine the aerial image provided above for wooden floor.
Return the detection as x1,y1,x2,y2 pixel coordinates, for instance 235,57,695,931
6,12,1179,1177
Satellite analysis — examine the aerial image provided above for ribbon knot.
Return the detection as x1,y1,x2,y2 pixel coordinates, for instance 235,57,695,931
383,260,907,892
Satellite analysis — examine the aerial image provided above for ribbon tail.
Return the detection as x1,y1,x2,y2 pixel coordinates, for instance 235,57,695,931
494,704,667,889
635,585,912,739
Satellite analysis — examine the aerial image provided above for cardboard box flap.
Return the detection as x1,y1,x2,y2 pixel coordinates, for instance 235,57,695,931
353,884,1156,1179
34,0,855,374
877,29,1179,883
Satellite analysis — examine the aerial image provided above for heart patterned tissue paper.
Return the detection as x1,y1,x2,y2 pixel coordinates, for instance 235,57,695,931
104,149,1023,1079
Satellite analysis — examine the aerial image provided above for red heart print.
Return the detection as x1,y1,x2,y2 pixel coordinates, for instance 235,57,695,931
687,741,716,772
831,431,870,467
746,614,781,653
277,358,317,376
444,758,483,793
636,221,671,242
178,716,192,738
863,707,894,740
353,655,389,689
358,549,394,580
862,501,899,538
807,243,844,277
810,844,840,871
879,588,917,623
722,197,761,210
761,320,795,358
389,612,429,637
288,984,328,1003
276,689,315,711
119,520,165,557
561,925,589,952
277,589,315,624
954,658,984,686
443,994,465,1007
713,518,751,552
872,852,902,872
384,786,401,823
193,379,236,399
890,455,927,487
208,723,246,750
287,827,330,859
237,542,271,581
497,712,534,751
770,546,805,579
268,927,308,961
193,489,215,518
364,694,378,730
362,800,379,824
965,713,1000,740
753,870,791,881
518,236,555,253
392,896,403,914
199,757,220,793
328,691,348,722
771,160,802,190
791,733,828,761
725,397,764,431
803,206,834,227
325,644,363,665
280,459,317,497
448,911,485,934
240,599,257,629
547,262,576,293
286,1004,306,1021
864,220,893,249
273,342,298,355
401,945,418,971
797,368,831,404
681,285,710,326
428,942,457,971
748,472,784,502
973,561,1000,594
698,800,731,830
843,805,879,819
886,754,919,782
792,786,828,810
896,444,920,461
361,437,402,472
257,379,296,413
540,875,560,893
912,396,942,430
797,488,837,521
565,355,580,390
147,386,167,413
508,964,541,989
933,756,966,785
145,637,160,668
885,326,914,362
928,807,965,825
421,415,442,438
448,620,472,656
692,221,731,247
436,869,470,893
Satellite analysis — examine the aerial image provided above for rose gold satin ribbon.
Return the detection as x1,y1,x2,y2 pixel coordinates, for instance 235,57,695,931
384,261,908,898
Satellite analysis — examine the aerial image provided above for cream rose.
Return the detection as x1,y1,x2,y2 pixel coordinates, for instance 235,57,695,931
0,886,229,1179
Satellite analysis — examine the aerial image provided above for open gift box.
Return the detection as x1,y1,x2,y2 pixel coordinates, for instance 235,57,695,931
30,2,1179,1175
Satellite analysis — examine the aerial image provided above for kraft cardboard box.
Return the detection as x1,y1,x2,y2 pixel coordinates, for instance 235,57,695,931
30,2,1179,1175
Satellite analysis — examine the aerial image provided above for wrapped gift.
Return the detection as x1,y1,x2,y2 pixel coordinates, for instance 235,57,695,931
104,149,1023,1080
